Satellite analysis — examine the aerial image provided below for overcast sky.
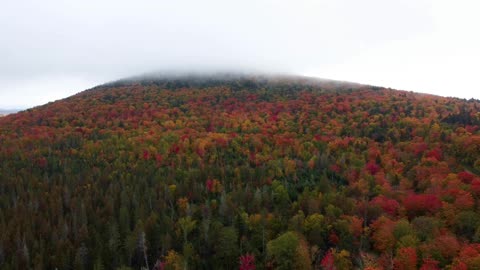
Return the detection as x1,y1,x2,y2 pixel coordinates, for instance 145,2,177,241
1,0,479,109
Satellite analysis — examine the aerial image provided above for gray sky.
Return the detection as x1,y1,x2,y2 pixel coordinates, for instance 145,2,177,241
1,0,479,109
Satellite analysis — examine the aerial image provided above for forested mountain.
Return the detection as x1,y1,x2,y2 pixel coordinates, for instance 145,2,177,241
0,74,479,269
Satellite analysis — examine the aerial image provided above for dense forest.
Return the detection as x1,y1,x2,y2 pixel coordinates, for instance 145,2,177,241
0,74,479,269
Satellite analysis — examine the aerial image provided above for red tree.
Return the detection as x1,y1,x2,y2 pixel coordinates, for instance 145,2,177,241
239,254,256,270
403,194,442,217
394,247,417,270
419,258,440,270
320,249,336,270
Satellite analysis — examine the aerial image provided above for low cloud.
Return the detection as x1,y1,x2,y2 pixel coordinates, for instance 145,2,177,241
0,0,479,108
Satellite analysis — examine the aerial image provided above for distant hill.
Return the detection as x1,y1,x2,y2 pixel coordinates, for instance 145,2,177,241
0,74,479,269
0,109,19,116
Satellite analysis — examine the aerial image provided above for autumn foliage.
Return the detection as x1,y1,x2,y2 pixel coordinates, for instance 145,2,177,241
0,74,479,269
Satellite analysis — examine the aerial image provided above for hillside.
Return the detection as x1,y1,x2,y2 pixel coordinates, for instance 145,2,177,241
0,74,480,269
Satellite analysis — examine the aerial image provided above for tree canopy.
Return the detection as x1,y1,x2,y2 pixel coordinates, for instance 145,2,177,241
0,75,479,269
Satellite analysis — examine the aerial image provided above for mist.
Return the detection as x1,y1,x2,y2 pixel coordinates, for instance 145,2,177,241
1,0,479,108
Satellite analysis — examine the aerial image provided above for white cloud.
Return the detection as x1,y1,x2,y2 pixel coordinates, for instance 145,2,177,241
305,0,480,99
0,0,479,108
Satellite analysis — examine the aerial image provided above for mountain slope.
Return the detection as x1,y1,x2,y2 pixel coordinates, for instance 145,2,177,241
0,74,479,269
